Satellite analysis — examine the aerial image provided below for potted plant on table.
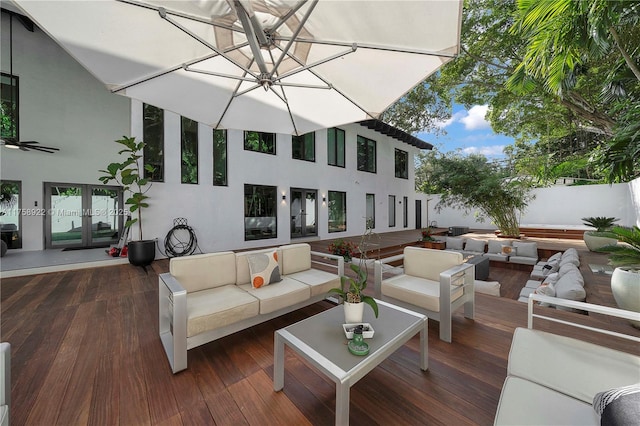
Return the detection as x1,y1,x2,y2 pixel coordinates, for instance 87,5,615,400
582,216,619,251
596,226,640,328
328,262,379,324
99,136,156,267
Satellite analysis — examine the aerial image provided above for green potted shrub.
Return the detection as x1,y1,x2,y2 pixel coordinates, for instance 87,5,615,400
99,136,156,266
328,262,379,324
582,216,619,251
596,226,640,328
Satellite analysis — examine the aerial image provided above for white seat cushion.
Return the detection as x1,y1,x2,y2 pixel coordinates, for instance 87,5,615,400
186,285,259,337
381,274,464,313
239,277,310,314
287,268,340,297
483,252,508,262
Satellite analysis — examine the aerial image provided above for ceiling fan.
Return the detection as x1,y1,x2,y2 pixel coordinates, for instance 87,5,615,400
1,9,59,154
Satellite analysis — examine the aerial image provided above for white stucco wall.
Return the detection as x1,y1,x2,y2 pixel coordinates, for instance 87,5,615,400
423,178,638,231
0,13,131,250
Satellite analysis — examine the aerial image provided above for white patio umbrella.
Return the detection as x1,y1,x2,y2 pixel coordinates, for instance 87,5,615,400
13,0,462,135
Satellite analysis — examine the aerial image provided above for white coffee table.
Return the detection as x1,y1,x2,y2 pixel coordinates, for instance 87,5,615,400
273,300,427,425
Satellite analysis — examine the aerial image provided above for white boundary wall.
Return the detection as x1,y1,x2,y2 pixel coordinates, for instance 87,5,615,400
423,178,640,231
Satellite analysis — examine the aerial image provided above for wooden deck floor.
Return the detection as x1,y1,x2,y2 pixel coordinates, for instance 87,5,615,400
2,231,639,425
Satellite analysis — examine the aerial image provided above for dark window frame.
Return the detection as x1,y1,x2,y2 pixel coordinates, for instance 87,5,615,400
0,73,19,142
395,148,409,179
357,135,377,173
327,127,345,168
244,131,276,155
244,184,278,241
292,132,316,162
328,190,347,233
388,195,396,227
213,129,228,186
142,103,165,182
366,193,375,229
180,116,198,184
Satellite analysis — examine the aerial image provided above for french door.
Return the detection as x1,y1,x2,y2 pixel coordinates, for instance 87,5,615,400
44,183,123,249
290,188,317,238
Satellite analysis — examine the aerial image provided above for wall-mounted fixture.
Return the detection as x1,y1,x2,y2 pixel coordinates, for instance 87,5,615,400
282,195,286,201
322,196,326,203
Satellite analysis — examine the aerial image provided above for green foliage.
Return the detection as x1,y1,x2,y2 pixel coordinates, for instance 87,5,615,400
328,263,379,318
581,216,619,232
596,226,640,267
98,136,154,240
418,151,533,237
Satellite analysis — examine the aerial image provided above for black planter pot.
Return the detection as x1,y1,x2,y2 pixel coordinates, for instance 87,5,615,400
128,240,156,266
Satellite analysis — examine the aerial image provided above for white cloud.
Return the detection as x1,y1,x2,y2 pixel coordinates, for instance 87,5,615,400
460,105,491,130
434,110,465,129
462,145,506,156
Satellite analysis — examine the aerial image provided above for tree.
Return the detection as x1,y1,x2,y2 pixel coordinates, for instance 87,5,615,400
417,151,534,237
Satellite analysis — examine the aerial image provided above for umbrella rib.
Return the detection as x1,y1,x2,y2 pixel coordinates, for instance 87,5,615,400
267,49,299,136
160,9,259,79
233,2,269,75
273,46,356,83
184,68,257,83
270,0,318,78
213,58,256,130
274,37,458,59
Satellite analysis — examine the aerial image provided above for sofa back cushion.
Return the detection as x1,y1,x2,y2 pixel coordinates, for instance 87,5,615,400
464,238,486,253
446,237,464,250
404,246,463,281
170,251,237,293
512,241,538,258
279,243,312,275
236,248,283,285
487,239,509,254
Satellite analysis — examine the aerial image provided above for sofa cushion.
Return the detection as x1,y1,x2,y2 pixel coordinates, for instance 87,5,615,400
404,246,462,282
483,252,509,262
512,241,538,258
247,250,281,288
559,262,580,277
508,328,640,405
464,238,486,253
239,278,310,314
280,243,312,275
474,280,500,296
560,253,580,267
554,271,586,306
487,239,509,254
381,274,464,312
446,237,464,250
547,252,563,262
495,376,598,425
186,285,259,337
287,268,340,297
593,383,640,425
170,251,237,293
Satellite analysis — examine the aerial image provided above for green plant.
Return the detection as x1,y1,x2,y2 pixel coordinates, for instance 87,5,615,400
596,226,640,268
98,136,154,240
328,239,357,262
582,216,619,232
328,262,379,318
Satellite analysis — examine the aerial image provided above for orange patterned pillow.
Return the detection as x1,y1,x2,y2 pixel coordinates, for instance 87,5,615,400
247,250,281,288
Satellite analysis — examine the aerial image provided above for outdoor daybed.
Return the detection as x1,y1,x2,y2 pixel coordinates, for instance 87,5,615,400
158,243,343,373
495,294,640,425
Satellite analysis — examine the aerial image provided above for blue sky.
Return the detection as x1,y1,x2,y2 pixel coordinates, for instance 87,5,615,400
416,104,515,160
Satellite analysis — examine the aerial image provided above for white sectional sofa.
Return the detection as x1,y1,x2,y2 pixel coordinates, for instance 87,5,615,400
158,243,343,373
494,294,640,425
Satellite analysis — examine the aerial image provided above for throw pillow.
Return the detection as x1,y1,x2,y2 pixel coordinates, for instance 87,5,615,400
547,252,562,262
501,245,513,255
447,237,464,250
247,250,281,288
534,283,556,297
512,241,538,258
593,383,640,425
542,272,559,286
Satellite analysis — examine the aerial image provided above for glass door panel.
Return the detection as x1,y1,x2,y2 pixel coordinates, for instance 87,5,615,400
49,185,83,247
290,188,317,238
90,187,120,245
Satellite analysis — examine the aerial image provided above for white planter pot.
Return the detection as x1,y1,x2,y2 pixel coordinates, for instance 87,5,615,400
583,231,617,252
610,266,640,329
344,301,364,324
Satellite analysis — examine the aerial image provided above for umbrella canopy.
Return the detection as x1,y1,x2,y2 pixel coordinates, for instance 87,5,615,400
14,0,462,135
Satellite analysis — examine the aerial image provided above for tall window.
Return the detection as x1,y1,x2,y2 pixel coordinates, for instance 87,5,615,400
0,180,22,249
395,149,408,179
213,130,227,186
143,103,164,182
0,73,18,141
366,193,375,229
244,184,277,240
388,195,396,227
403,196,408,228
181,116,198,184
328,191,347,233
244,131,275,154
327,127,345,167
357,135,376,173
292,132,315,162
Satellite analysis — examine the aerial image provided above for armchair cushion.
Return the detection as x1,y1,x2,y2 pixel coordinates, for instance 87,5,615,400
381,274,465,312
404,247,463,282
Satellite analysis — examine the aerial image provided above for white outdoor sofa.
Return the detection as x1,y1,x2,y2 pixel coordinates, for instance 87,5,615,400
374,247,475,342
159,243,343,373
494,293,640,425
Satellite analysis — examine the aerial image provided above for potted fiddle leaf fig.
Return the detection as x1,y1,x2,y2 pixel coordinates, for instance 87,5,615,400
99,136,156,266
596,226,640,328
582,216,619,251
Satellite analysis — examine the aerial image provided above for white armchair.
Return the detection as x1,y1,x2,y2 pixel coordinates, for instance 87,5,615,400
374,247,475,342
